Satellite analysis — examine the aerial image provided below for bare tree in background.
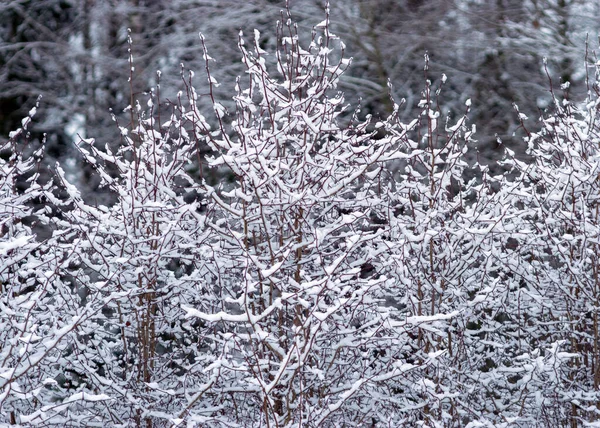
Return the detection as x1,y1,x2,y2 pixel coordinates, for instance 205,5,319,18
325,0,592,163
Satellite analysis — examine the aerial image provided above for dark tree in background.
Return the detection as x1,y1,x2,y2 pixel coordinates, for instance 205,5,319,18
0,1,76,140
0,0,314,196
327,0,597,157
1,0,595,177
0,0,129,194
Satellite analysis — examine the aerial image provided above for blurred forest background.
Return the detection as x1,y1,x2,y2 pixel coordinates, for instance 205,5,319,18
1,0,599,192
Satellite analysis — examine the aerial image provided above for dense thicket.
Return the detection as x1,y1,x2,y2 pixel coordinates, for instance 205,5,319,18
2,3,600,427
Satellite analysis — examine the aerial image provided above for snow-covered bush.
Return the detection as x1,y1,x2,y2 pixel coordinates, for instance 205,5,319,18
179,13,424,426
374,63,536,426
378,74,489,425
0,101,82,424
495,66,600,426
40,80,216,425
37,8,495,426
3,4,600,428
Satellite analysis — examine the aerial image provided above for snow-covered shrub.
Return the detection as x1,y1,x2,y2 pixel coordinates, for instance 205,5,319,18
374,65,521,426
42,82,216,425
178,12,421,426
31,9,424,426
177,14,514,428
4,4,600,428
376,60,591,426
495,64,600,426
0,101,79,424
379,78,478,425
